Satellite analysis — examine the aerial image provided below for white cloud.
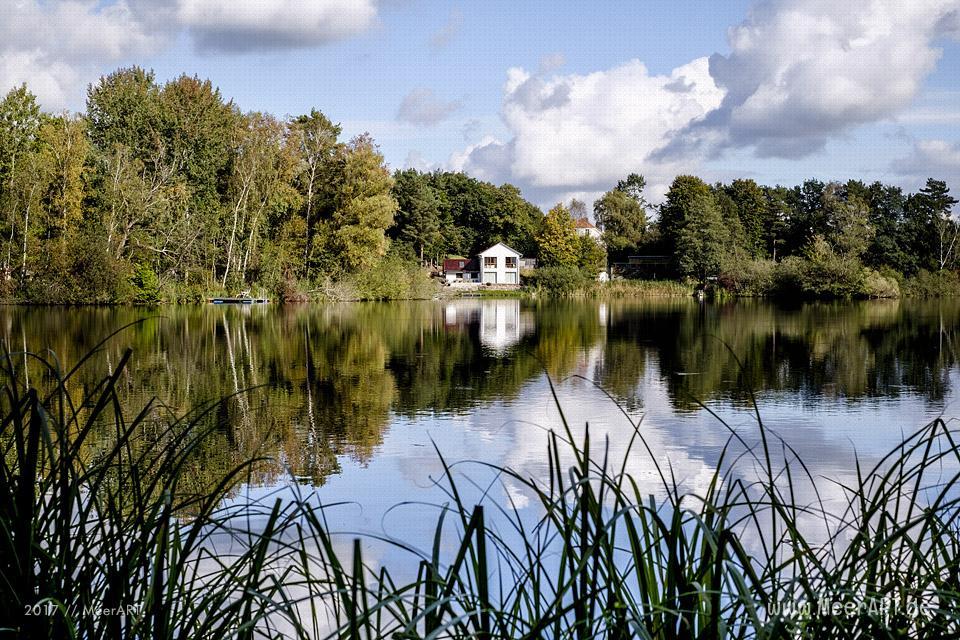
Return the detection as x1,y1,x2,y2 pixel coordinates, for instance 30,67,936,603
403,150,442,172
0,1,162,110
453,0,960,206
452,57,724,202
176,0,378,51
397,88,462,126
662,0,960,159
0,0,384,110
893,139,960,187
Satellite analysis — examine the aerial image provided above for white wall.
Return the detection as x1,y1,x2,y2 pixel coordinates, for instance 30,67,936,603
575,226,603,242
445,271,478,283
478,243,521,285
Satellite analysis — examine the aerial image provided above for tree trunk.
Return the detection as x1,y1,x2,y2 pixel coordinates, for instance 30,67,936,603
222,176,251,288
302,162,317,269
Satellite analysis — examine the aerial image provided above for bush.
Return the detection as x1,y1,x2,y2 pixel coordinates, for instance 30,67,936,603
766,238,872,299
130,263,162,304
275,271,310,303
525,265,589,296
18,229,130,303
329,247,438,301
902,268,960,298
719,258,776,296
862,269,900,298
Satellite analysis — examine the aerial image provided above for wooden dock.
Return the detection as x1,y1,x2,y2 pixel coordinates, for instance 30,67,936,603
209,297,270,304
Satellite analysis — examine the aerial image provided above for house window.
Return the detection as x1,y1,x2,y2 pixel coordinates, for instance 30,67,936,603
459,261,465,268
484,256,497,268
505,256,517,268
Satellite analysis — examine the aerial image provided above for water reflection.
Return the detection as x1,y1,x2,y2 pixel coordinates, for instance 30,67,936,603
443,299,535,354
2,298,959,494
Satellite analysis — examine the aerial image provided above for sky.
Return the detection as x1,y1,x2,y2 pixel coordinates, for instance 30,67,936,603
2,0,960,208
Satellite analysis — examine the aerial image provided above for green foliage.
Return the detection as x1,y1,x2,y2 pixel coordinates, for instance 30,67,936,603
593,188,646,256
536,203,579,268
289,108,342,275
131,263,161,304
665,176,731,280
4,69,960,302
770,237,865,299
862,268,901,299
820,182,874,259
525,264,588,296
400,171,541,258
905,179,960,272
0,84,42,183
326,135,397,273
615,172,647,202
325,246,438,301
799,235,868,297
392,169,443,261
902,269,960,298
725,178,768,257
86,67,163,159
719,257,777,296
593,279,693,297
576,233,607,276
722,251,901,300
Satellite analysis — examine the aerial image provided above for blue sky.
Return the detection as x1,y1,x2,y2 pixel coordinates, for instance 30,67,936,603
2,0,959,206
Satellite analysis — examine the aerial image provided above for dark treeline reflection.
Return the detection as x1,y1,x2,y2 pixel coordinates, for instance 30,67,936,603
2,298,958,486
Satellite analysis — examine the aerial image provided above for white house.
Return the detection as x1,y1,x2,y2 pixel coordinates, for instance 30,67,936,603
478,242,521,284
444,242,522,286
442,256,479,283
573,217,603,243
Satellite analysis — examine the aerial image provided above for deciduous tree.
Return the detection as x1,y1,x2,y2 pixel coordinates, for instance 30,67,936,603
536,204,579,268
327,135,397,272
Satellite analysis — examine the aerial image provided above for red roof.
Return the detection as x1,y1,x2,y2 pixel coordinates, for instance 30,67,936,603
573,217,596,229
443,258,479,272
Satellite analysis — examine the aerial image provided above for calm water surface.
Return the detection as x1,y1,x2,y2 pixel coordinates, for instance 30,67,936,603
4,298,960,542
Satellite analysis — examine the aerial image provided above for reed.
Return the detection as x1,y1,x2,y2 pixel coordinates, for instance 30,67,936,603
1,341,958,638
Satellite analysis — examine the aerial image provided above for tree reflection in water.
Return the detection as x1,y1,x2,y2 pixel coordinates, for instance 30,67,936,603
2,298,958,488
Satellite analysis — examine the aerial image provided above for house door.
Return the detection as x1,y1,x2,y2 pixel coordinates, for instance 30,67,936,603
483,271,497,284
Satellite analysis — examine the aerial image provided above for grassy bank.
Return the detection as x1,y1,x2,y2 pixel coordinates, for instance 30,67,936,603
2,345,959,638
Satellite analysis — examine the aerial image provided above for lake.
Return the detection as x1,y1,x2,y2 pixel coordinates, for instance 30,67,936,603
3,298,959,543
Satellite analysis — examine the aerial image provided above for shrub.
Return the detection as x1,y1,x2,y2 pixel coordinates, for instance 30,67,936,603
862,269,900,298
130,263,162,304
768,238,868,299
329,247,438,301
902,268,960,297
796,237,865,298
275,271,310,303
719,258,776,296
525,265,589,296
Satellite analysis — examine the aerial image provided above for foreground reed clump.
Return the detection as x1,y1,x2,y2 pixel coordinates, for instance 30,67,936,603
1,341,959,639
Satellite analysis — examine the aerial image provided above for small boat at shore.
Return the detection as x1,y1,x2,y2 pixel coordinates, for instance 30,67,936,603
210,297,270,304
209,291,270,304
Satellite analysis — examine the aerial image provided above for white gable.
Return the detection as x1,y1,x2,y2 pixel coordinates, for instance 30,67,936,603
475,242,522,285
478,242,521,258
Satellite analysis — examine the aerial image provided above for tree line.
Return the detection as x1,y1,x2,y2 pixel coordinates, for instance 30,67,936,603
654,174,960,297
0,70,380,302
1,67,957,302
